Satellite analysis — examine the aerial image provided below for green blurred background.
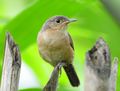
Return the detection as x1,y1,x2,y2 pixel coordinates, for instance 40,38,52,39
0,0,120,91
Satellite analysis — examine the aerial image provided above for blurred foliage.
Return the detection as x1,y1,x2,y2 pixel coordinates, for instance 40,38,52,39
0,0,120,91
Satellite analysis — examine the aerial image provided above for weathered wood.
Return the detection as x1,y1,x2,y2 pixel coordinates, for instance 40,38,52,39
43,62,65,91
0,32,21,91
109,57,118,91
84,38,111,91
84,38,118,91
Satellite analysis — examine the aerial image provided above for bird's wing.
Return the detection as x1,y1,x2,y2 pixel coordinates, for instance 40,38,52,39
68,33,74,50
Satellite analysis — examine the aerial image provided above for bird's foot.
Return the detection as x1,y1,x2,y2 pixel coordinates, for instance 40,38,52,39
57,62,66,76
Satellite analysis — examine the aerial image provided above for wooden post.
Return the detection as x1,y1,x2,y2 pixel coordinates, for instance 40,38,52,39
84,38,118,91
0,32,21,91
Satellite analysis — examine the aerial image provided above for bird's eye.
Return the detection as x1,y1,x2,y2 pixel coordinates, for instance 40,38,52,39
56,19,61,23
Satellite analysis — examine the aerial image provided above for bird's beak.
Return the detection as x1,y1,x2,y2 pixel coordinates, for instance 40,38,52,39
69,18,77,22
64,18,77,24
61,18,77,30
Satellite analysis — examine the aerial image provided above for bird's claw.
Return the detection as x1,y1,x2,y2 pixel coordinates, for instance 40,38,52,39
56,62,66,76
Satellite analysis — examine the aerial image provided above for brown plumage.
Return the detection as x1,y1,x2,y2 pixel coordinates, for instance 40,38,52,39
37,16,80,87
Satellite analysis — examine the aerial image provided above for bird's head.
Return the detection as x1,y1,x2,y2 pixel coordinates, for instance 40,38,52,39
42,16,77,31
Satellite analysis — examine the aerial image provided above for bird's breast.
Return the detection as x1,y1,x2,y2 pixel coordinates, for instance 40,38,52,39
37,30,73,66
42,30,69,48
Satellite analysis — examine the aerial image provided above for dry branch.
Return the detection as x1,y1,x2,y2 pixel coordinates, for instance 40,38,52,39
43,62,65,91
0,32,21,91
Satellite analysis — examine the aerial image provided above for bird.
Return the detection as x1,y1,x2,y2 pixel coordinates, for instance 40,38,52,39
37,15,80,87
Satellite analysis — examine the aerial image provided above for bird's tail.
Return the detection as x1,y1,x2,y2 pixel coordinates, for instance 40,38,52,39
63,64,80,87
